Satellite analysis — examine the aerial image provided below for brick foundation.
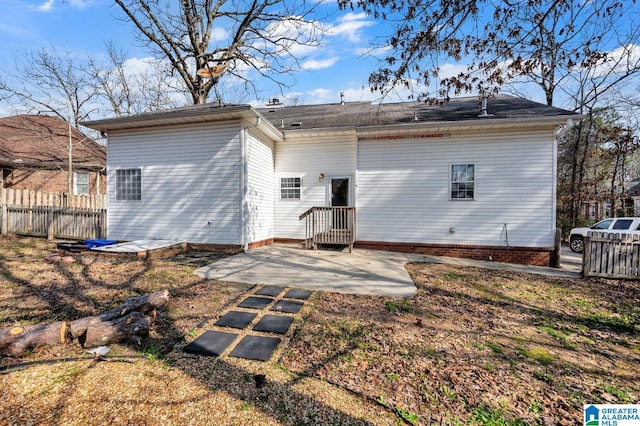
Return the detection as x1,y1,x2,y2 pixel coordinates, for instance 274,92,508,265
354,241,554,267
186,243,243,255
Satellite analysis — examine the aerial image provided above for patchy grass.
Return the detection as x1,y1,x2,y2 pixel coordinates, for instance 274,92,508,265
1,236,639,425
282,263,640,425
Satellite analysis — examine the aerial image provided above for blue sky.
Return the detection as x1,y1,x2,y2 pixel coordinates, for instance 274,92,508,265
0,0,638,118
0,0,412,110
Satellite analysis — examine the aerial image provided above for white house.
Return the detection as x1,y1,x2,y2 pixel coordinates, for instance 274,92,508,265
84,95,580,266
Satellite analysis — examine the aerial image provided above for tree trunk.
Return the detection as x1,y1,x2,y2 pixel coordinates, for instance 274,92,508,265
0,290,169,356
80,311,151,348
0,321,72,357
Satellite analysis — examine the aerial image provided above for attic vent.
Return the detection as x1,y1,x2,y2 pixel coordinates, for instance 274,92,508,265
291,122,302,127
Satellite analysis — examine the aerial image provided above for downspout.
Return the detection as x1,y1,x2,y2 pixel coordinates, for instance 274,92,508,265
552,125,559,239
240,125,249,252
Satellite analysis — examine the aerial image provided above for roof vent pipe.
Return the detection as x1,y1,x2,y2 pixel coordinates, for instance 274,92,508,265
280,119,284,129
478,92,493,117
413,111,419,121
340,91,345,105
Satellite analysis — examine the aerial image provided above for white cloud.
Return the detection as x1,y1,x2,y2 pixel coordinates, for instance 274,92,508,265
122,56,158,76
302,86,379,105
67,0,89,9
260,16,324,57
34,0,54,12
590,44,640,78
353,45,391,58
329,12,374,43
437,63,470,80
306,88,334,103
211,27,228,42
301,57,339,70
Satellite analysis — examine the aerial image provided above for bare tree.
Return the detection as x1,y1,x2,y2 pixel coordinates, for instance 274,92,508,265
0,48,100,194
338,0,639,103
87,42,184,116
113,0,325,105
0,47,96,127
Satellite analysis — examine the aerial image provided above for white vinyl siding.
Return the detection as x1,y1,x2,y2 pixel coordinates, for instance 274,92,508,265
246,132,275,244
274,134,356,238
107,122,242,244
356,130,556,247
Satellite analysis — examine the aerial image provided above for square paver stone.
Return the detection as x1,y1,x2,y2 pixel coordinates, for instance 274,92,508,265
270,300,304,314
214,311,257,329
252,315,294,334
229,335,281,361
238,296,273,309
284,289,312,300
184,330,237,356
254,286,283,297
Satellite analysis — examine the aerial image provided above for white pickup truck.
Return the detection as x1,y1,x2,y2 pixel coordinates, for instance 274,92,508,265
569,217,640,253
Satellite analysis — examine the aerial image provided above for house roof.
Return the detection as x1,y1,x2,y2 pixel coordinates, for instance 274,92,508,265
257,95,578,131
83,95,581,136
0,115,106,170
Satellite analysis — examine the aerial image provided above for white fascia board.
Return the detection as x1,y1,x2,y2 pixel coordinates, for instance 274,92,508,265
280,114,583,139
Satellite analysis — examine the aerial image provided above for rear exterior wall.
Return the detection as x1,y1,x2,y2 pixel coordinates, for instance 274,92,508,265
274,128,556,252
106,122,242,244
274,133,356,238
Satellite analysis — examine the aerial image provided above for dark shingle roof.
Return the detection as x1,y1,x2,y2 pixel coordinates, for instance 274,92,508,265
0,115,105,169
83,94,579,133
256,95,577,131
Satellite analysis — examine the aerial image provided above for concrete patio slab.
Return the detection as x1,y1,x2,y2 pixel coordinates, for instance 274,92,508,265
194,245,579,299
195,245,422,298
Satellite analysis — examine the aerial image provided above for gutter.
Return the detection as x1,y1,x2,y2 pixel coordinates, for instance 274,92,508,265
279,114,584,138
0,159,106,172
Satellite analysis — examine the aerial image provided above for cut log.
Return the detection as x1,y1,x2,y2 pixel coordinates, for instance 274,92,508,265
81,311,150,348
0,321,72,357
69,289,169,339
0,290,169,356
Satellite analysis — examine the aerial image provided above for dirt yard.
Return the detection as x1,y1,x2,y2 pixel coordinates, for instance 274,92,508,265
1,235,638,425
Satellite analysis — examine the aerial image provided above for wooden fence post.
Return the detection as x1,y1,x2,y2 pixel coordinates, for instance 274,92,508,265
47,206,55,240
582,233,592,278
1,187,6,235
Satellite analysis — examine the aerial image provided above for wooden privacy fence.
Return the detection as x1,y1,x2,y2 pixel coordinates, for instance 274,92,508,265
1,189,107,240
582,231,640,278
1,188,106,209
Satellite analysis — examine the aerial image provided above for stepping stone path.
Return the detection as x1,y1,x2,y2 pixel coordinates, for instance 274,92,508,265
184,286,313,362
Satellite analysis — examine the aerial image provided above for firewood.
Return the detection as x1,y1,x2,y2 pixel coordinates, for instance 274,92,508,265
80,311,150,348
0,321,72,357
69,290,169,339
0,290,169,356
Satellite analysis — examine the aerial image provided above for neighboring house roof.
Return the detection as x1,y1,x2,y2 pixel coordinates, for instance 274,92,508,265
83,95,581,135
0,114,106,170
626,180,640,197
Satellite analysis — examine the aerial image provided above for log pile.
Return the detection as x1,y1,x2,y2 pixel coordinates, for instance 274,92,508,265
0,290,169,357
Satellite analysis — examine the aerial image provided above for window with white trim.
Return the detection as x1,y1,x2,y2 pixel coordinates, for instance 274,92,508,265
280,177,301,199
450,164,475,200
74,171,89,195
116,168,142,201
